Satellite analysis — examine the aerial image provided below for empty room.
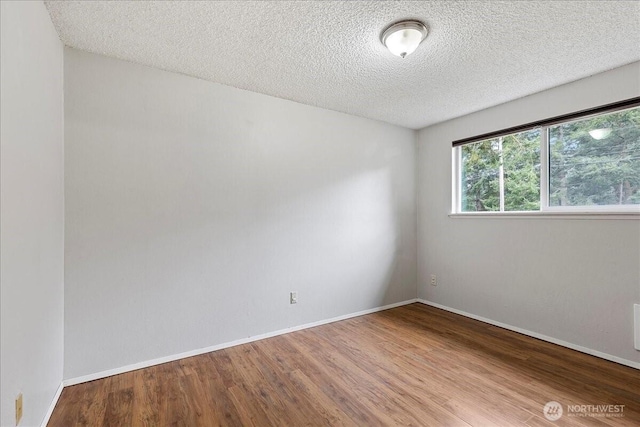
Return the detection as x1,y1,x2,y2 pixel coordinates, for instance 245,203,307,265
2,1,640,426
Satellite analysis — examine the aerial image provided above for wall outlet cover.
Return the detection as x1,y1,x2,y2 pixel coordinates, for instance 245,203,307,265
634,304,640,351
16,393,23,425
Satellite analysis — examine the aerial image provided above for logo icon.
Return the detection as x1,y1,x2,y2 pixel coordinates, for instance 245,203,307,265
544,401,563,421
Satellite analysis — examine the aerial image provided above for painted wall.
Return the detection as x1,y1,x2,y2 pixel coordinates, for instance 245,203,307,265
0,1,65,425
63,49,416,379
417,62,640,365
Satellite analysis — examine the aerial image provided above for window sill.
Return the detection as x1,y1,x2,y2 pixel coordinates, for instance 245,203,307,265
448,211,640,220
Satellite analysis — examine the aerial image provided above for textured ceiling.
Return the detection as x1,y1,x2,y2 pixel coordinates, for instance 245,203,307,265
45,1,640,129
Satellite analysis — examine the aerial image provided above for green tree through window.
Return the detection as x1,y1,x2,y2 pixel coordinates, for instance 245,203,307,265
549,108,640,206
461,129,540,212
458,105,639,212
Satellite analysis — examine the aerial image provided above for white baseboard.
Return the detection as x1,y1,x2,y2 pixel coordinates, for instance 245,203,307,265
63,298,418,387
417,299,640,370
40,381,64,427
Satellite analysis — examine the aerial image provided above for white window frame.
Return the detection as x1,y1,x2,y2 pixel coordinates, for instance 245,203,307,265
451,98,640,217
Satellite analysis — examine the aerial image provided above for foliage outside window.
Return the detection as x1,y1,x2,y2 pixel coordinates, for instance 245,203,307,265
549,109,640,207
461,130,540,212
454,103,640,213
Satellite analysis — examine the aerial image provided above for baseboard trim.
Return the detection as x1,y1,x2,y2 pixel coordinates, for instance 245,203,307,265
417,299,640,370
40,381,64,427
63,298,418,387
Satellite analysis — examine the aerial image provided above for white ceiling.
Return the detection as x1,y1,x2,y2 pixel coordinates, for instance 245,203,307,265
45,1,640,129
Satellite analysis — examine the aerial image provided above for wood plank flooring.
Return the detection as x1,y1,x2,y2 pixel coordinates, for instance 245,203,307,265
48,303,640,426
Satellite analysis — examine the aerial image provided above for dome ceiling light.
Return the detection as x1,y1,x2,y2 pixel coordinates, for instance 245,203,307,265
381,20,428,58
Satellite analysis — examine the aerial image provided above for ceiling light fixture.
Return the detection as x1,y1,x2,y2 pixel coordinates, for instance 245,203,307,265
589,128,612,140
381,20,428,58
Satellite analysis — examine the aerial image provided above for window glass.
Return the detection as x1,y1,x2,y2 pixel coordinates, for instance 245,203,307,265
503,129,541,211
461,139,500,211
549,108,640,207
460,129,540,212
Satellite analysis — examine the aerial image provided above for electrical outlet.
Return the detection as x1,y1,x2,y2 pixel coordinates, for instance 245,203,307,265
16,393,23,425
634,304,640,351
430,275,437,286
290,292,298,304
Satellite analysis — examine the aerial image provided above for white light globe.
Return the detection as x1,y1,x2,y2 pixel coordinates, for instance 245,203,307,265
382,21,428,58
385,29,424,57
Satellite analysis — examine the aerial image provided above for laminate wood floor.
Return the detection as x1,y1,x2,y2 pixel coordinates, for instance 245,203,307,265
48,303,640,426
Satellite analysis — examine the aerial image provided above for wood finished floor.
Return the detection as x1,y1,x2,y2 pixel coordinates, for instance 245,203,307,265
49,303,640,426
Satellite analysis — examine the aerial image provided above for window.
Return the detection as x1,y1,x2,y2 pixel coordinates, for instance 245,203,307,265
452,98,640,213
460,129,540,212
549,110,640,207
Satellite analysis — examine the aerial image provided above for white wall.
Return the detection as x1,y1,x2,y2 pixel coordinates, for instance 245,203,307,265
417,62,640,365
0,1,65,426
63,49,416,379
